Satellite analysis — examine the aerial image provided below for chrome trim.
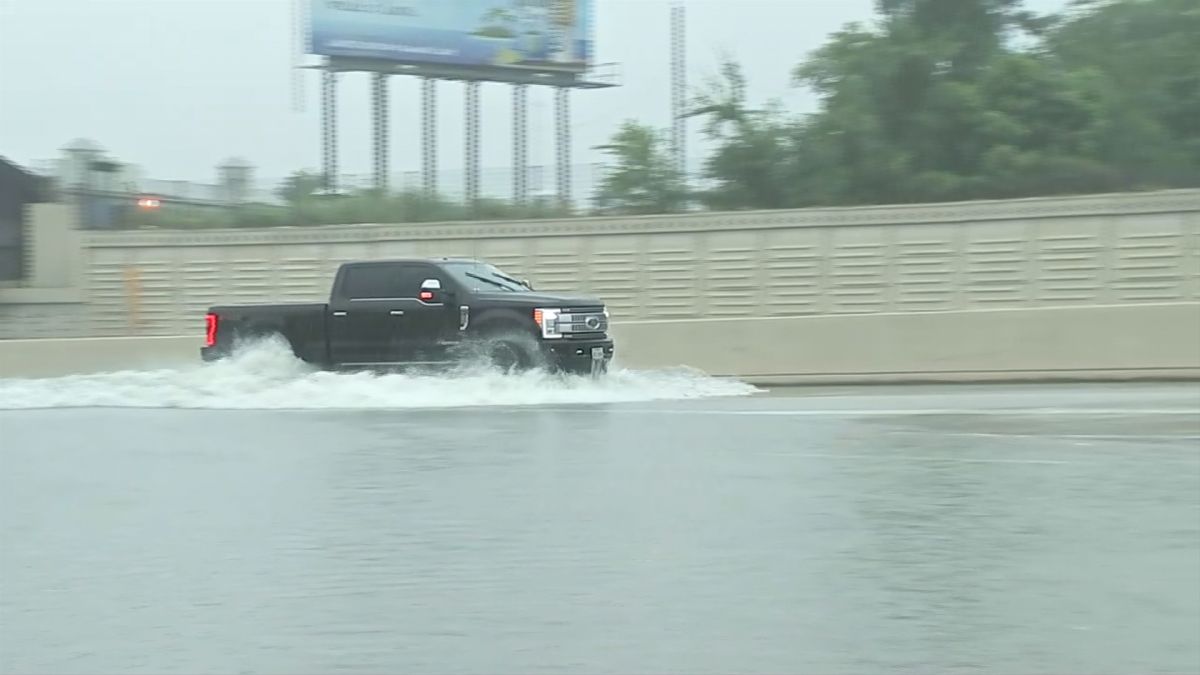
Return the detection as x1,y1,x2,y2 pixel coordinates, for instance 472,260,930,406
459,305,470,331
555,309,609,335
332,311,348,317
348,297,444,307
389,310,405,316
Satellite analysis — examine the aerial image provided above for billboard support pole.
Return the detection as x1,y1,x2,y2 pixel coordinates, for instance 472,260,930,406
309,1,618,205
371,73,390,193
513,84,529,206
321,66,339,193
421,77,438,198
555,87,571,210
465,80,481,211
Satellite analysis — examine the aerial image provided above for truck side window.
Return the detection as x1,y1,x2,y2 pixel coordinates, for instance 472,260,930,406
341,264,399,299
395,265,445,298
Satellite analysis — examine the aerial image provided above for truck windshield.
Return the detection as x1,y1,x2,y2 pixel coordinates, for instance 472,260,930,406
444,262,528,293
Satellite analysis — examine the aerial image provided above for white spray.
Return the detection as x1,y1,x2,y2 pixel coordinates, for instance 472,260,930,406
0,337,759,411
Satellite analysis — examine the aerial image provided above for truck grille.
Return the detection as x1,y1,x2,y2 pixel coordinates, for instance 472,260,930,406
558,307,608,338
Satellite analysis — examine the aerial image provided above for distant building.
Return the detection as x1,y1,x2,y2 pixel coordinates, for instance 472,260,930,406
0,156,48,282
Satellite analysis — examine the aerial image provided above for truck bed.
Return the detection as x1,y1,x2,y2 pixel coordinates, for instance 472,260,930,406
204,302,330,365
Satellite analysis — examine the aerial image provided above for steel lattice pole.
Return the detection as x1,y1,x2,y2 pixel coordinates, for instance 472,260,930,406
555,87,571,210
513,84,529,206
421,77,438,198
671,3,687,182
371,72,389,193
320,67,338,192
465,80,481,210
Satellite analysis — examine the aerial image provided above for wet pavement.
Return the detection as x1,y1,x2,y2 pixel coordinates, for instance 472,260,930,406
2,382,1198,674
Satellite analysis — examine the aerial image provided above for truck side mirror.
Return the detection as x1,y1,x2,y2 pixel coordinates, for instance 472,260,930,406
419,278,443,304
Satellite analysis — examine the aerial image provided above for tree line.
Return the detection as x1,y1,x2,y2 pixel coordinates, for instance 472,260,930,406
594,0,1200,214
124,0,1195,229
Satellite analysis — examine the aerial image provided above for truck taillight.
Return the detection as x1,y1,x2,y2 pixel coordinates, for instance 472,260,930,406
205,313,218,348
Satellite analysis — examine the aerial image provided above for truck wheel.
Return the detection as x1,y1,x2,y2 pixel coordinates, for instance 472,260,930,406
483,332,541,373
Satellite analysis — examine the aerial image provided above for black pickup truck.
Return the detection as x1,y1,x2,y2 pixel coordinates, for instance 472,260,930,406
202,257,614,376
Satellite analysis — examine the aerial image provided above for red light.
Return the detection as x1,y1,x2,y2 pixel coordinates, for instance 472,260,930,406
419,291,434,301
205,313,218,348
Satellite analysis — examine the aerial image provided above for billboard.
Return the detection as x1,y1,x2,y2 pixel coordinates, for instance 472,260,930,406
308,0,593,73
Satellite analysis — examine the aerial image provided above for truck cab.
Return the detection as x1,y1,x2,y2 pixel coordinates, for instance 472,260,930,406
202,257,614,376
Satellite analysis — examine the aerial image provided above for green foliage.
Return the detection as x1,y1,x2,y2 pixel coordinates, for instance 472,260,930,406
131,0,1199,229
593,120,688,214
683,57,811,210
681,0,1200,208
119,185,577,230
1049,0,1200,185
275,170,324,205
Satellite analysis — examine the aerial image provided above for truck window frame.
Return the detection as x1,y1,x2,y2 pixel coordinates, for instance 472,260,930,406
335,262,456,302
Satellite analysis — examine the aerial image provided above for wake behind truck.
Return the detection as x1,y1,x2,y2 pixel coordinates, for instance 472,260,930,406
201,257,615,376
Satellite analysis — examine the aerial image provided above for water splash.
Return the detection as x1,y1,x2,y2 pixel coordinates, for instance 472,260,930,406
0,338,759,411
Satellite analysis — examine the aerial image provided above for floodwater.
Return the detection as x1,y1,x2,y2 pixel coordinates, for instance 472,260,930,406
1,344,1198,674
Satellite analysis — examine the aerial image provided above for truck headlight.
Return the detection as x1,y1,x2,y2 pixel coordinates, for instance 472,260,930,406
533,308,563,339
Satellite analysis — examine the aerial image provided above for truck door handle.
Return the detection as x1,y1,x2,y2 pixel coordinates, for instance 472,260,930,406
333,311,347,317
389,310,405,316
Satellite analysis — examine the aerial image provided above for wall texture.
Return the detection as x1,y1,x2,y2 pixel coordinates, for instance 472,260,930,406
1,189,1198,381
611,303,1200,382
0,204,87,337
0,156,45,282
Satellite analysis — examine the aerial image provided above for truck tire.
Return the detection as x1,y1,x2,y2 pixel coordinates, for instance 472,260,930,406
484,331,542,373
466,323,543,373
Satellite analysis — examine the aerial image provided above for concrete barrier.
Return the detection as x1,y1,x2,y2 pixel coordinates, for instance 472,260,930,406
3,301,1198,382
0,335,199,379
614,302,1200,383
2,189,1198,383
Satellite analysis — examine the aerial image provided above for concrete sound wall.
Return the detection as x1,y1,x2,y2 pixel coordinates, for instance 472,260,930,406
612,303,1200,383
1,189,1198,382
3,302,1197,382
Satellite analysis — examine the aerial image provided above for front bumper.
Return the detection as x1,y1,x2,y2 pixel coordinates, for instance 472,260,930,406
543,338,614,373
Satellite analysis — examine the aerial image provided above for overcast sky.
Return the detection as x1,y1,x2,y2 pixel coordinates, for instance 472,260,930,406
0,0,1068,184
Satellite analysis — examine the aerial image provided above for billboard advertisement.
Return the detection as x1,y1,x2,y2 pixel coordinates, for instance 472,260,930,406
309,0,593,73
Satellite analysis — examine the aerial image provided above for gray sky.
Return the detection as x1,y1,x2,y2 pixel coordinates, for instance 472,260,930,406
0,0,1068,185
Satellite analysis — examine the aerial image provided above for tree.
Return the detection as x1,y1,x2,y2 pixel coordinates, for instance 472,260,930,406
874,0,1051,75
593,121,688,214
783,0,1145,204
687,57,800,210
1049,0,1200,186
640,0,1194,211
275,170,324,205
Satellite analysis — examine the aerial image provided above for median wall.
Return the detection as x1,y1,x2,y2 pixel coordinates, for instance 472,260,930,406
1,189,1198,382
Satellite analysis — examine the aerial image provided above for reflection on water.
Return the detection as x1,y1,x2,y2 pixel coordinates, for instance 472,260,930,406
2,393,1198,674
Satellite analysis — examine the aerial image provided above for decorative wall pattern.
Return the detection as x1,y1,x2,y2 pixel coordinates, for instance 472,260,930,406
2,190,1197,340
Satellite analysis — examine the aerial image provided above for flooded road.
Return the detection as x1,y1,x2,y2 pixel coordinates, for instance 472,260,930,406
1,356,1198,674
